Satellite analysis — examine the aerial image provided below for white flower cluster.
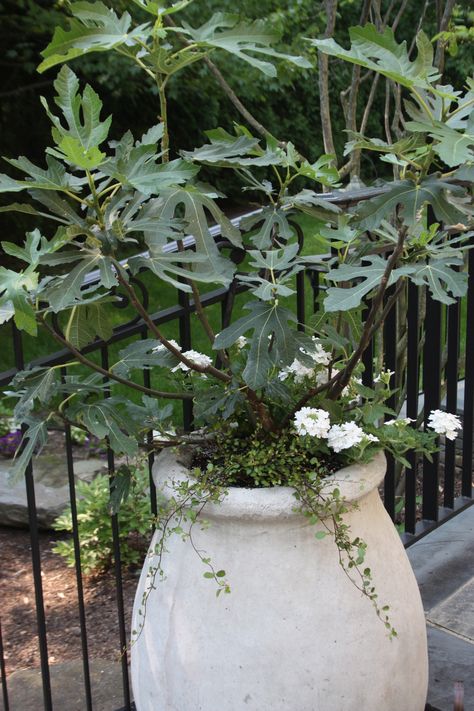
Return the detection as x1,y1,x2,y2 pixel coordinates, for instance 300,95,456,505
342,375,362,401
279,338,331,384
293,407,378,453
152,339,181,353
302,337,331,366
427,410,462,440
294,407,331,438
327,423,378,453
279,360,315,384
151,340,212,373
172,349,213,372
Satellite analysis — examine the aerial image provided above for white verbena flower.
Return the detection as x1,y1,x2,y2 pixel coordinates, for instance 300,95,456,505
364,433,379,443
279,359,316,384
300,337,331,366
293,407,331,438
327,422,365,452
172,349,213,372
427,410,462,441
385,417,415,426
153,339,181,353
236,336,248,350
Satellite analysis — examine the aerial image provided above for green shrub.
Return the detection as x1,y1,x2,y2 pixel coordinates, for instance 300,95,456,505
0,399,15,437
52,466,154,574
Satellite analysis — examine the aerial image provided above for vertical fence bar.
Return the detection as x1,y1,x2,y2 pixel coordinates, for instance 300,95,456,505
405,282,420,534
12,324,53,711
0,620,9,711
141,329,157,518
362,298,373,388
444,295,460,508
62,388,94,711
422,290,442,521
462,246,474,498
383,287,397,520
297,268,306,332
101,346,132,711
308,269,320,313
178,289,193,431
294,222,305,331
220,281,237,333
215,281,237,372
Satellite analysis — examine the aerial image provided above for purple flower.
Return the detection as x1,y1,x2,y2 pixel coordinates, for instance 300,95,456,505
0,430,22,459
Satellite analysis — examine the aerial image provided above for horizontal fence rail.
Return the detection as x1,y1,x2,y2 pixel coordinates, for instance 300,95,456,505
0,185,473,710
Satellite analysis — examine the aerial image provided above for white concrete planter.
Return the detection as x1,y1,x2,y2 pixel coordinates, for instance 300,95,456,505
131,448,428,711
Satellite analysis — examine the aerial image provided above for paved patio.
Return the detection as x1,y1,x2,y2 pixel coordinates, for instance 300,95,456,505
408,503,474,710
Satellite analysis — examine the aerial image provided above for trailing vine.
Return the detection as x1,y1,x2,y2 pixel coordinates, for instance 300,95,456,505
131,466,231,645
132,431,398,644
292,475,396,638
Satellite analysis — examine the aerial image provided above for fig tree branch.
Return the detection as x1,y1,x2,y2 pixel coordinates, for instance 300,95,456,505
114,269,232,384
39,315,193,401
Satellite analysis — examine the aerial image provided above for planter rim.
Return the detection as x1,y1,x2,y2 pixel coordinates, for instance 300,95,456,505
152,446,387,521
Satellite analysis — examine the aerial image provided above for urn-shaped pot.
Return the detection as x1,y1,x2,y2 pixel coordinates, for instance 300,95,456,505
131,448,428,711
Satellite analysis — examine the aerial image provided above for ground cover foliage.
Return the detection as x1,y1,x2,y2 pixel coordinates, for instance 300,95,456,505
0,1,471,249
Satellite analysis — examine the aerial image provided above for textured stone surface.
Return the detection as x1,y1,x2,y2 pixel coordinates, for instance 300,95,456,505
0,455,105,529
0,659,132,711
131,450,428,711
429,578,474,642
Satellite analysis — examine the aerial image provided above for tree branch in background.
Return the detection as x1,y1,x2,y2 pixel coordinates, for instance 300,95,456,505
344,0,372,178
391,0,410,33
163,15,274,142
370,0,383,28
384,79,397,177
391,81,405,140
339,0,414,179
339,0,371,178
359,74,381,137
434,0,457,73
0,79,53,100
318,0,338,163
408,0,430,56
201,56,274,140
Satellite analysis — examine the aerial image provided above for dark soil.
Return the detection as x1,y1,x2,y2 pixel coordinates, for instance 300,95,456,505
0,526,142,676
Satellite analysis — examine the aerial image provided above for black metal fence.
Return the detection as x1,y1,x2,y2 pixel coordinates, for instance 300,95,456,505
0,187,473,710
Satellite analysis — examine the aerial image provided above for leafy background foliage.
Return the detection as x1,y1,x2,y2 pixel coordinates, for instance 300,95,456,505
52,464,154,573
1,0,472,254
